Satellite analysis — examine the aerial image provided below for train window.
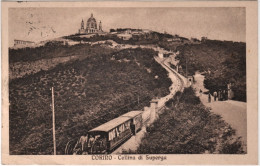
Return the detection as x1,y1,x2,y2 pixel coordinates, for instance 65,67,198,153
115,127,120,137
109,129,117,140
125,121,130,128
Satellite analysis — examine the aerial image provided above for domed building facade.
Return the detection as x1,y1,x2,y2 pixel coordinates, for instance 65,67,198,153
78,13,103,34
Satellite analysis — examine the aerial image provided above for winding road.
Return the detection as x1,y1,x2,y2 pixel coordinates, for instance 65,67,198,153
193,73,247,151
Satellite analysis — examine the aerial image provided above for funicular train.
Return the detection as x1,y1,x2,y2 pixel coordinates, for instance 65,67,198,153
65,111,143,154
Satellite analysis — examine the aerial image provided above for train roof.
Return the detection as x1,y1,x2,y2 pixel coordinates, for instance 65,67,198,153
88,111,143,133
121,110,143,118
89,116,131,133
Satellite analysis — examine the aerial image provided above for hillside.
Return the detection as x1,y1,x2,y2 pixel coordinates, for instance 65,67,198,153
9,42,116,79
9,47,171,155
132,88,245,154
175,40,246,101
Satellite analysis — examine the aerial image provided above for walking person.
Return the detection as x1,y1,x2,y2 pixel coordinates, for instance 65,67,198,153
219,90,223,101
79,134,88,154
223,90,227,100
225,90,228,100
213,91,217,101
218,89,221,101
88,135,95,154
199,89,202,97
208,93,211,103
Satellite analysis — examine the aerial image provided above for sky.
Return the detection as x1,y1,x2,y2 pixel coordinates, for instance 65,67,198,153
9,7,246,46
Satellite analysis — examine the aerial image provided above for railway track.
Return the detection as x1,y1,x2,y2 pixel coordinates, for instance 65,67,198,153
156,57,185,93
165,61,185,91
65,46,186,155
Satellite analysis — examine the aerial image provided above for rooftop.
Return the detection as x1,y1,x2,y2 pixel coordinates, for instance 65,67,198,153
89,116,131,132
89,111,143,132
121,110,143,118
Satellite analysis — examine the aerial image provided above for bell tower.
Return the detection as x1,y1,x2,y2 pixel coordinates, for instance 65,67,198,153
99,21,102,31
78,19,85,34
81,19,84,30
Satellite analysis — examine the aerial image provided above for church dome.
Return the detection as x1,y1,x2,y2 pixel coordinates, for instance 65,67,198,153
86,13,97,29
87,13,97,24
87,17,96,23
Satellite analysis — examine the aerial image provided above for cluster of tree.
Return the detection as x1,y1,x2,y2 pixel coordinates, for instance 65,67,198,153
9,42,115,63
64,31,187,46
44,41,65,47
109,28,143,32
9,48,171,155
175,40,246,101
130,88,245,154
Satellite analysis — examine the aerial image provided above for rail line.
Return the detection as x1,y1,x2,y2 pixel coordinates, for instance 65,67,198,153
63,45,186,155
156,57,185,93
164,61,185,91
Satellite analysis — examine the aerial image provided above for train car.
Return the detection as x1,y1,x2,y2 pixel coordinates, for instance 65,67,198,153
121,110,143,135
65,111,144,154
87,116,133,154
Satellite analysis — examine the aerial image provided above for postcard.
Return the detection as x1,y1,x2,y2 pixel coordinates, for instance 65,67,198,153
1,1,258,165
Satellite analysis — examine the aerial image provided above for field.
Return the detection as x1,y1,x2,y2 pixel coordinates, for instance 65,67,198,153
9,47,171,155
130,88,245,154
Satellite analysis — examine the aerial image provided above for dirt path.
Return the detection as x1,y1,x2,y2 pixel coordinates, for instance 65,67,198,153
193,73,247,147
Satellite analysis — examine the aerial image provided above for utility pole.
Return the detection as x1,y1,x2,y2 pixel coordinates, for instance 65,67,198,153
186,57,188,77
51,87,56,155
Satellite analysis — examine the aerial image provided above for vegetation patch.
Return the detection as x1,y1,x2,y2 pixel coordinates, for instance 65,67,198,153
9,42,116,80
9,42,114,63
64,31,190,47
175,40,246,101
9,48,171,155
129,88,245,154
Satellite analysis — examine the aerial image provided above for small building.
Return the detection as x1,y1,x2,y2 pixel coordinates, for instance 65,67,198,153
124,29,132,34
132,31,141,35
110,32,117,35
117,33,132,40
191,38,201,44
167,38,181,42
201,37,208,42
158,52,164,59
142,29,151,33
13,39,35,48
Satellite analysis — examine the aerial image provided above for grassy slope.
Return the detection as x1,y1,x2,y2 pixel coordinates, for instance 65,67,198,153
133,88,244,154
9,42,114,63
9,47,171,155
9,43,117,80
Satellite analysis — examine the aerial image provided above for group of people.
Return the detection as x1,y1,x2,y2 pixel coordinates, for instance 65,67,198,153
73,134,106,155
207,89,228,103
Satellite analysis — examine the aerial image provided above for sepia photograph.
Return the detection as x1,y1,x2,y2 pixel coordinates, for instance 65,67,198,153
1,1,258,165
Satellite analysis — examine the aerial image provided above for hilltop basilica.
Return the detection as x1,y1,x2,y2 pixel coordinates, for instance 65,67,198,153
78,13,103,34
